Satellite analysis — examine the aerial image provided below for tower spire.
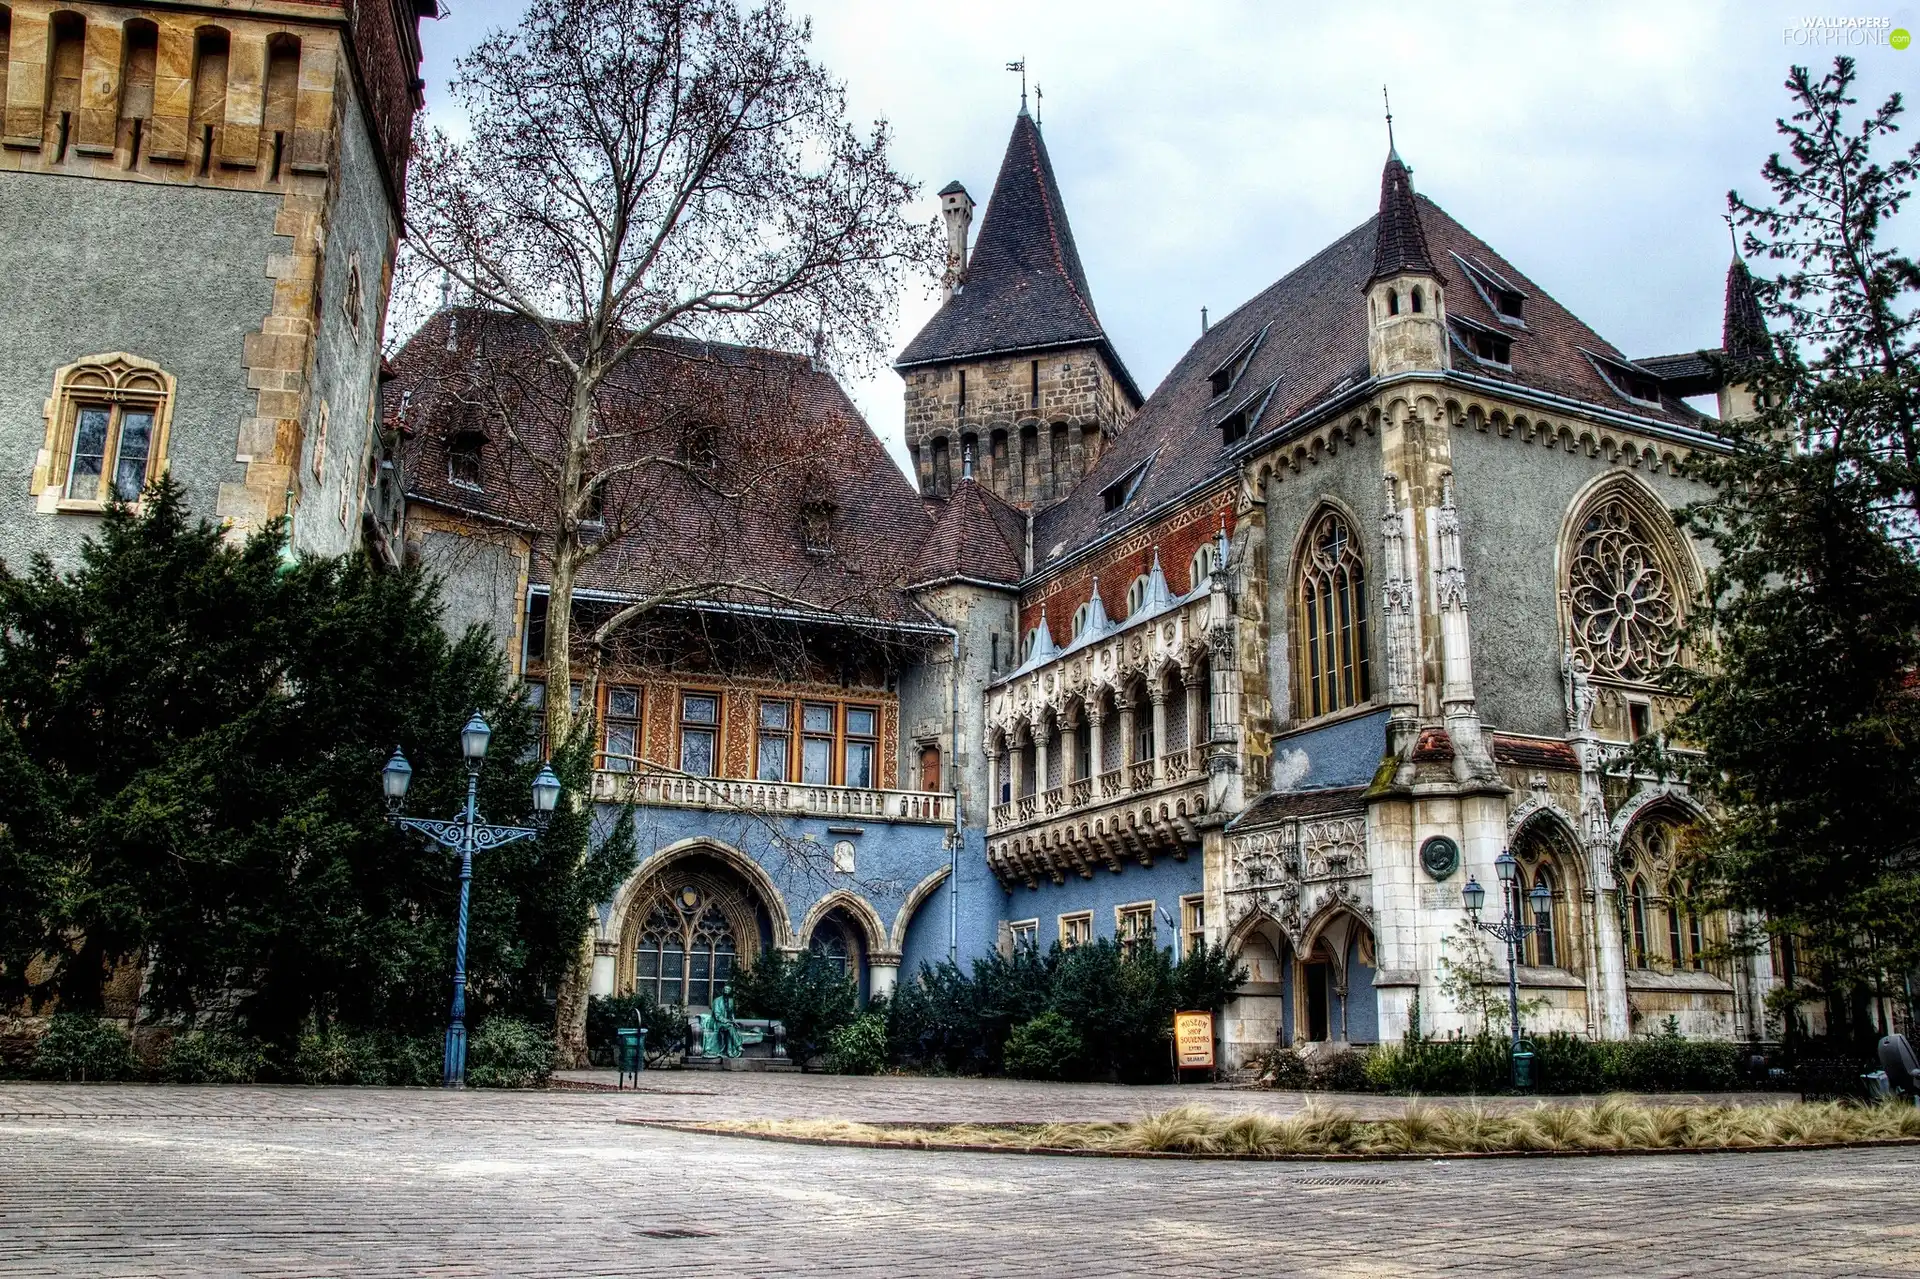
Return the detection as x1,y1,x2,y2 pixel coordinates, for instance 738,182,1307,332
1367,143,1435,285
1383,84,1397,159
1007,58,1027,114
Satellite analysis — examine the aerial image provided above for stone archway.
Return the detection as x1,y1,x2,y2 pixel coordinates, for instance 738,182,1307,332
1298,907,1378,1045
610,840,791,1010
1224,909,1293,1067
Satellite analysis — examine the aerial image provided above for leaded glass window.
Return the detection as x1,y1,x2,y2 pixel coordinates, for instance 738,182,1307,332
1295,509,1372,719
1566,493,1684,683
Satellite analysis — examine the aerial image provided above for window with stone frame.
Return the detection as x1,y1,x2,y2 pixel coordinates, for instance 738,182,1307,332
678,691,720,778
1511,819,1578,972
600,685,642,773
1565,485,1688,685
1180,895,1206,959
36,355,174,509
1293,508,1373,719
1116,902,1156,960
1059,911,1092,950
1008,918,1039,953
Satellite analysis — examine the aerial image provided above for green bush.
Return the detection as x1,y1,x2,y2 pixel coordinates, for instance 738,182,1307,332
465,1017,553,1089
826,1013,890,1075
31,1013,137,1082
1361,1022,1748,1096
1003,1011,1085,1081
292,1026,440,1086
586,993,685,1064
1601,1020,1743,1092
1532,1031,1606,1094
160,1030,267,1084
733,950,857,1068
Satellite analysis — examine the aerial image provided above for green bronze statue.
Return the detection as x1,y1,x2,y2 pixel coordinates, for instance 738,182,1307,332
702,981,745,1058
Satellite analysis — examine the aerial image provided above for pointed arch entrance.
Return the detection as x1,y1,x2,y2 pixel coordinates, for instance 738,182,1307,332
611,840,789,1010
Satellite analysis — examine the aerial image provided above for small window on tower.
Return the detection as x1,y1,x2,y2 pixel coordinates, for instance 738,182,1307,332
448,431,484,489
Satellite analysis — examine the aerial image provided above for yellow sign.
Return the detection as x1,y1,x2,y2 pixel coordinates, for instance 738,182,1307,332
1173,1010,1215,1069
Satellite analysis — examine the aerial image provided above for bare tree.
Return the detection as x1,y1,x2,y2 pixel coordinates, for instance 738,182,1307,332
401,0,936,1062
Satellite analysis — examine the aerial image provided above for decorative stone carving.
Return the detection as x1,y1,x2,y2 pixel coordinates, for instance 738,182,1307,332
1434,474,1468,610
1224,813,1371,944
1380,474,1417,708
1566,496,1683,682
1561,642,1598,736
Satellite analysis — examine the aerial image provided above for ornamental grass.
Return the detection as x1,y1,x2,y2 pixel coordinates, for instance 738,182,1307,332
696,1098,1920,1158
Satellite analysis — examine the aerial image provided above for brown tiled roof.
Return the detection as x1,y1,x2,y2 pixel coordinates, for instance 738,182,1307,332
1033,177,1717,566
391,308,939,628
1411,726,1456,763
1368,151,1435,284
897,112,1143,404
1229,785,1368,829
1490,734,1580,770
912,476,1026,586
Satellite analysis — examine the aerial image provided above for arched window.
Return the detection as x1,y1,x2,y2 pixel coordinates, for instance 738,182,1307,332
1565,483,1689,684
447,431,483,488
1530,867,1558,967
1629,877,1649,969
33,354,175,509
1071,601,1090,638
1410,287,1424,313
810,919,853,977
633,885,740,1009
1189,542,1218,592
1126,574,1151,617
1294,508,1372,719
1385,289,1400,316
1665,879,1685,967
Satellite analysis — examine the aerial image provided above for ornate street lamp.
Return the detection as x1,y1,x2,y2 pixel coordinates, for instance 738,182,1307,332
1464,847,1554,1089
383,715,559,1088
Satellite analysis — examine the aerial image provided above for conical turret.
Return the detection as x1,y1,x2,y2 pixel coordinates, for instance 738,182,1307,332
1364,149,1448,378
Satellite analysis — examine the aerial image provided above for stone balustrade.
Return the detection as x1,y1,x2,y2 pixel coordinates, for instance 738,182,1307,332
592,769,954,825
986,776,1210,890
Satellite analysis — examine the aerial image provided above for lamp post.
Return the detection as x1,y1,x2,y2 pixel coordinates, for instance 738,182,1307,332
382,713,561,1088
1462,849,1554,1089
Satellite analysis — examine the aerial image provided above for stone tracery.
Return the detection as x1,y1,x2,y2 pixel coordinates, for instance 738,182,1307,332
1566,494,1683,682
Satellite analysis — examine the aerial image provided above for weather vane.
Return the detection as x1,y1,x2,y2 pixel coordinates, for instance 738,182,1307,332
1724,212,1741,258
1034,83,1043,126
1007,58,1027,112
1383,84,1396,153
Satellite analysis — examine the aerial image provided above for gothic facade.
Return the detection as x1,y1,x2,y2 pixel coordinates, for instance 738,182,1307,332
392,105,1784,1063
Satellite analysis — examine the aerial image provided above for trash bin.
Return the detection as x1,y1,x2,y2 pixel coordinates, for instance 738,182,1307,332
1511,1047,1535,1091
614,1027,646,1088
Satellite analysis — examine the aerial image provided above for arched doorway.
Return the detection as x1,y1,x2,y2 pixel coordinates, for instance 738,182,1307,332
616,852,776,1010
809,908,868,1002
1299,910,1377,1045
1225,913,1293,1066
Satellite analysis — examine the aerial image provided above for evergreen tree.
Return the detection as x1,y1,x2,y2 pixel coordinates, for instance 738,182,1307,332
0,480,631,1045
1659,58,1920,1044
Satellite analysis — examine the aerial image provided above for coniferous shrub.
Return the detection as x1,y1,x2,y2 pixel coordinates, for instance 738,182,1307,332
291,1026,440,1086
731,949,856,1068
586,992,685,1064
31,1014,137,1082
1003,1011,1085,1081
465,1017,554,1089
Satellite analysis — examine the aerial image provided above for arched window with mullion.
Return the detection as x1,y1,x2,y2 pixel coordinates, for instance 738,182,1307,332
1296,509,1373,719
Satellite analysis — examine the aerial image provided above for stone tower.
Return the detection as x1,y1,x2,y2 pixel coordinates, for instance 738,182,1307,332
896,108,1141,507
1364,148,1448,379
1718,256,1770,422
0,0,432,571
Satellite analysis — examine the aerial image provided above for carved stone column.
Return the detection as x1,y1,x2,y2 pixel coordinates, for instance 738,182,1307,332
1563,650,1628,1038
1149,684,1169,784
1088,703,1107,780
1034,715,1053,798
1380,473,1419,754
1117,694,1136,769
1186,675,1207,752
987,744,1002,812
1434,473,1493,775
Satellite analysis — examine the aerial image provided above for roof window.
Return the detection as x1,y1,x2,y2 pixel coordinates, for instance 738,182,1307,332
801,500,834,555
1205,324,1268,399
1216,382,1275,448
447,431,484,489
1450,317,1513,369
1585,351,1664,407
1454,253,1528,326
1100,458,1152,513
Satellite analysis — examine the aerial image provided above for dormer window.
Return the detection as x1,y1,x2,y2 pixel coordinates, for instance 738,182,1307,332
1217,382,1274,448
1071,601,1090,637
1100,457,1152,513
1205,324,1268,399
1454,253,1527,326
681,422,720,474
1585,351,1664,407
801,500,834,555
1450,317,1513,369
1219,410,1248,444
1125,574,1152,617
447,431,484,489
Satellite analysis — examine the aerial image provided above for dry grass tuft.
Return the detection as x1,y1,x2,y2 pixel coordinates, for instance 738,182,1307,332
691,1097,1920,1159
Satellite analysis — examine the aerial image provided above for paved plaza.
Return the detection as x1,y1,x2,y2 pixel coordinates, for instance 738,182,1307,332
1,1078,1917,1278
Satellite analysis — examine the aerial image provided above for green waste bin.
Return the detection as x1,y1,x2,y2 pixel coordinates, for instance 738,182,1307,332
1511,1046,1535,1091
614,1027,646,1087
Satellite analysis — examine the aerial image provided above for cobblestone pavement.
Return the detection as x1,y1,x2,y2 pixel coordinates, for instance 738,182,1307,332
1,1081,1915,1277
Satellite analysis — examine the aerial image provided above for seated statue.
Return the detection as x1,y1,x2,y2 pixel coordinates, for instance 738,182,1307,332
701,981,746,1058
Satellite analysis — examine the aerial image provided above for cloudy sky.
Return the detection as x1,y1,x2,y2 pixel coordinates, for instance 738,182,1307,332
416,1,1917,476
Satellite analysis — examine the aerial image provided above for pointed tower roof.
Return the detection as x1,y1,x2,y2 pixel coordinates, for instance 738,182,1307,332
1367,150,1436,285
897,113,1141,402
1723,257,1770,364
910,473,1026,586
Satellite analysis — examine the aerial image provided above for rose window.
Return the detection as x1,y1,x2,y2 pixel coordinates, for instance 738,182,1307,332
1567,498,1682,682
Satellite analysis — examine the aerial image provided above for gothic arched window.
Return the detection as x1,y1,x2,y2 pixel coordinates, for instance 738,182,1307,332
1629,877,1650,969
1530,867,1558,968
1566,486,1687,683
632,882,741,1008
1295,509,1372,719
34,354,175,509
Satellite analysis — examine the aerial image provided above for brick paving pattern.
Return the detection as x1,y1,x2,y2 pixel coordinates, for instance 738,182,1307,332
1,1080,1916,1277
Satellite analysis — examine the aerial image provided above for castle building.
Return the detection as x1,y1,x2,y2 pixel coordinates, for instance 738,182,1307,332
0,0,428,574
394,105,1785,1062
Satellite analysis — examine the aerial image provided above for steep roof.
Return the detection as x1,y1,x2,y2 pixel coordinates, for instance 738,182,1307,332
390,308,940,629
911,476,1027,586
1368,151,1436,284
1033,190,1717,566
1723,257,1770,364
897,113,1140,401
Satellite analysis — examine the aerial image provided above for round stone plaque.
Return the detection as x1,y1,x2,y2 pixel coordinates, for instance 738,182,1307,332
1420,835,1460,881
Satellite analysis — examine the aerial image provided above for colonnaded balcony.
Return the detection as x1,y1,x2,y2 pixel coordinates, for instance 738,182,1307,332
984,552,1236,889
591,770,955,825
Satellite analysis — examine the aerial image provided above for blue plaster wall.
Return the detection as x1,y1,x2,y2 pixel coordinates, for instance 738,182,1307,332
1269,709,1388,791
594,803,955,958
1343,931,1379,1044
899,829,1002,978
996,856,1204,953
